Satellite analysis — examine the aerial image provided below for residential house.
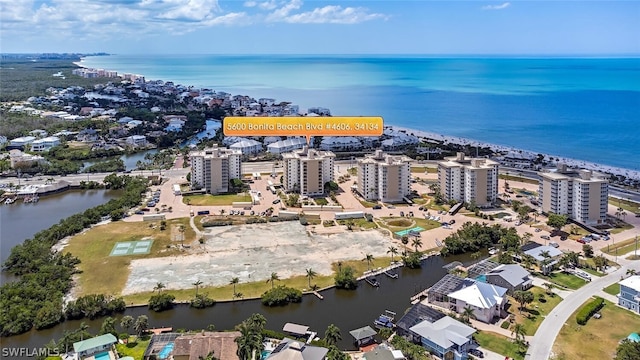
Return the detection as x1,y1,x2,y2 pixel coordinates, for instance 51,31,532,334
523,245,563,274
73,333,117,359
268,338,328,360
447,280,508,323
125,135,147,147
484,264,533,294
9,150,46,168
349,326,377,347
171,331,241,360
29,129,48,138
8,136,36,149
618,275,640,313
30,136,61,152
77,129,99,142
267,137,307,154
363,345,405,360
409,316,476,360
229,139,263,156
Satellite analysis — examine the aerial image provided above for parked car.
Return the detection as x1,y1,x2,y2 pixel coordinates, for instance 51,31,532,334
469,348,484,358
549,241,560,248
577,238,586,244
541,235,550,240
535,228,542,232
400,211,405,217
272,199,281,204
449,219,456,225
373,205,382,210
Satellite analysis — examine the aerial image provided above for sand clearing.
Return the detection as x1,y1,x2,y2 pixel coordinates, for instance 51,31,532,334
123,221,393,294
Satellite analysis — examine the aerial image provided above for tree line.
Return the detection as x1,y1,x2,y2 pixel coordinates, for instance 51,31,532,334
0,174,149,336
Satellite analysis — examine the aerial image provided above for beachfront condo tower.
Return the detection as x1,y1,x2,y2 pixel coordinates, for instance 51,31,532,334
357,150,412,203
438,152,499,207
538,165,608,225
190,145,242,194
282,147,335,196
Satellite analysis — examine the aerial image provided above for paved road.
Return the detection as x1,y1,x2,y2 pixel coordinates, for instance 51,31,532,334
525,256,640,360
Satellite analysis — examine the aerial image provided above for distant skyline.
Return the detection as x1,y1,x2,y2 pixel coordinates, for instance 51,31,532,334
1,0,639,55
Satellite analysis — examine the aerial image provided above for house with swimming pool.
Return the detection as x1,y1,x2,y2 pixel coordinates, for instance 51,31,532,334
72,333,117,360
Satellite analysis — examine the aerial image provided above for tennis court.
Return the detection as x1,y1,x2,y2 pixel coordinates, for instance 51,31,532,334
394,226,425,237
109,239,154,256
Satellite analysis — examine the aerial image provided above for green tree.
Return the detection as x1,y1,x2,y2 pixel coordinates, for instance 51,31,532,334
148,293,175,312
306,268,317,288
267,272,280,289
411,237,423,252
99,316,118,337
401,236,409,252
593,255,608,272
326,345,349,360
521,254,536,270
134,315,149,337
547,213,568,231
153,282,166,293
230,277,240,294
387,246,398,263
364,254,374,271
544,282,554,295
120,315,134,334
461,306,475,323
324,324,342,346
583,244,594,258
513,290,534,313
616,339,640,360
193,279,203,296
334,266,358,290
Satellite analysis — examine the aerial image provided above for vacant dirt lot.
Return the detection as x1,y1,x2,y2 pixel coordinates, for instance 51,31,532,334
123,221,392,294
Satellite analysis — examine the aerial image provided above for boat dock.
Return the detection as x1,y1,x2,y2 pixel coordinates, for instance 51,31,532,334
149,327,173,335
365,277,380,287
383,270,398,279
410,288,429,304
312,291,324,300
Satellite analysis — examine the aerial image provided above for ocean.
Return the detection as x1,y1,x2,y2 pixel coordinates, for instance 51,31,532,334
79,55,640,171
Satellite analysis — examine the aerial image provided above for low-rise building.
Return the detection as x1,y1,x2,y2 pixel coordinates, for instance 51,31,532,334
73,333,117,359
484,264,533,294
409,316,476,360
9,136,36,148
125,135,148,147
267,137,307,154
30,136,60,152
171,331,241,360
523,244,563,274
447,281,508,323
229,139,263,156
9,150,46,168
618,275,640,313
269,338,328,360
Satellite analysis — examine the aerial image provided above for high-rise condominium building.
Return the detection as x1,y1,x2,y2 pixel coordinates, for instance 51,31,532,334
357,149,412,203
282,147,335,196
538,165,608,225
438,152,499,207
190,146,242,194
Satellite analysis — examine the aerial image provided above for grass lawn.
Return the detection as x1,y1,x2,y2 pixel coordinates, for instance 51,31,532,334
603,283,620,296
378,217,441,233
537,271,588,290
507,286,563,335
610,223,634,234
337,218,378,229
410,166,437,173
474,331,525,360
183,193,251,206
603,237,640,256
553,300,640,360
359,200,378,208
116,335,151,359
610,197,640,214
64,218,192,298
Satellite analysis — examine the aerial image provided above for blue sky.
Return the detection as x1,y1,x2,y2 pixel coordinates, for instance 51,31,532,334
1,0,638,55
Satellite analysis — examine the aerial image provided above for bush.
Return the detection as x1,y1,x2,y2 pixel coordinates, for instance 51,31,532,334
334,266,358,290
576,296,604,325
261,286,302,306
189,294,216,309
262,329,287,340
148,293,176,312
500,321,511,329
402,251,422,269
202,220,233,227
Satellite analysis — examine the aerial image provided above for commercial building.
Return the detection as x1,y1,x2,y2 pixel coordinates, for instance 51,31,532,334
438,152,499,207
538,164,608,225
190,146,242,194
357,150,412,203
282,147,335,196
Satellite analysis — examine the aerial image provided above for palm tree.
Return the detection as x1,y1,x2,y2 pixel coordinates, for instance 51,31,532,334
230,277,240,294
235,322,261,360
412,237,423,252
543,282,554,295
364,254,374,271
324,324,342,346
401,235,409,252
387,246,398,263
266,272,280,289
193,279,203,296
233,292,244,300
153,282,165,293
461,306,475,323
521,254,536,270
134,315,149,337
120,315,134,334
305,268,317,288
627,269,637,277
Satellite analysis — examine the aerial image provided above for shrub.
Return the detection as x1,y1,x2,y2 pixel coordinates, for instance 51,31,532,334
148,293,176,312
500,321,511,329
202,220,233,227
261,286,302,306
334,266,358,290
402,251,422,269
262,329,287,340
576,296,604,325
189,294,216,309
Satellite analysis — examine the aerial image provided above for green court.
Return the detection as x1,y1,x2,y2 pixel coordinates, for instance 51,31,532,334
109,239,154,256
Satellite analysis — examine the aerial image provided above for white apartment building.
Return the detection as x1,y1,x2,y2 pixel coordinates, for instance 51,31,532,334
438,152,499,207
539,165,608,225
357,150,412,203
190,146,242,195
30,136,61,152
282,147,335,196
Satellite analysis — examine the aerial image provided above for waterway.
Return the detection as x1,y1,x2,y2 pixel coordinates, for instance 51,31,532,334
1,254,479,352
82,149,158,172
0,190,120,284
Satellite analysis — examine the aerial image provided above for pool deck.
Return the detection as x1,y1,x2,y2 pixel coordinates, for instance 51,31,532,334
87,351,115,360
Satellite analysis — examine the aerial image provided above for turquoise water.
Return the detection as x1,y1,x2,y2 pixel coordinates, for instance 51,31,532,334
395,226,425,237
159,343,174,359
94,352,110,360
79,55,640,170
261,350,272,359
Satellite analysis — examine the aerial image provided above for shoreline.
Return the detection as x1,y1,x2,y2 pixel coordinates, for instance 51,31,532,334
73,59,640,181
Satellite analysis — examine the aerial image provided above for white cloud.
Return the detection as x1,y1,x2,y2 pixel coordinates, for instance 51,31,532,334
266,0,303,22
482,2,510,10
284,5,387,24
243,1,257,7
202,12,251,26
156,0,221,21
257,0,278,11
0,0,35,23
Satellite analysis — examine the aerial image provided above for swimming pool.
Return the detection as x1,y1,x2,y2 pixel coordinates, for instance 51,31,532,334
261,350,272,359
159,343,175,359
94,352,110,360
